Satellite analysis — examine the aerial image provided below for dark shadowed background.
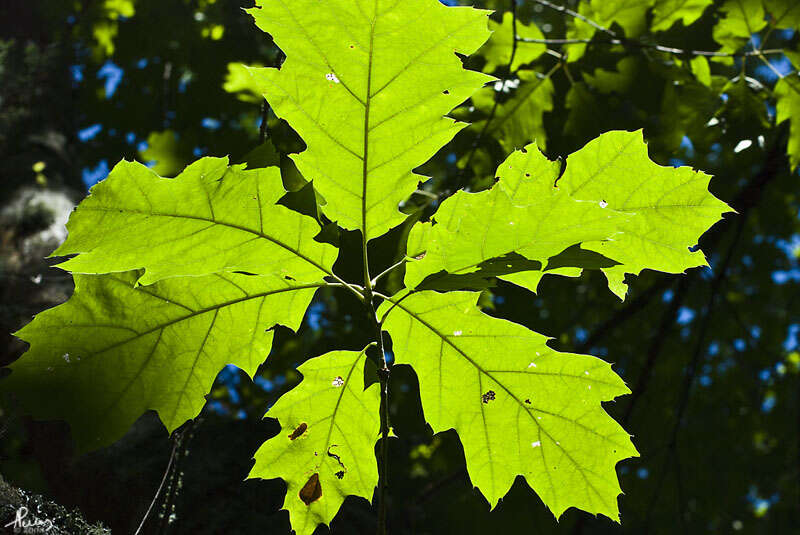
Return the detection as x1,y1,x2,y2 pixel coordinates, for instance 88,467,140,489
0,0,798,533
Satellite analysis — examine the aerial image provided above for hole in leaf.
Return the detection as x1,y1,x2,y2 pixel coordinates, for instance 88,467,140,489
442,90,450,95
481,390,496,403
327,445,346,470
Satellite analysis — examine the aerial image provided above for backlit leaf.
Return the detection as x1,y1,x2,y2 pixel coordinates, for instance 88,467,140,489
405,143,627,291
54,157,337,285
472,70,555,153
380,290,637,520
591,0,655,37
4,271,319,450
712,0,767,54
478,12,545,72
249,348,380,535
775,75,800,170
651,0,713,32
557,130,732,298
764,0,800,29
246,0,493,241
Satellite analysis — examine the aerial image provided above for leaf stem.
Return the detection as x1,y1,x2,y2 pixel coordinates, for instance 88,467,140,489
374,312,390,535
370,258,408,287
365,269,391,535
326,276,367,302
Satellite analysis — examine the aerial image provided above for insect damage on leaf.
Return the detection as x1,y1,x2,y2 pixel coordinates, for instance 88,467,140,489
1,0,738,532
299,473,322,506
289,423,308,440
249,349,379,533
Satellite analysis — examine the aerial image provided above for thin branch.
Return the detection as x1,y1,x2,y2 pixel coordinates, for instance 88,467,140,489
643,213,746,529
134,427,183,535
576,276,674,354
529,0,617,38
459,0,519,182
374,314,390,535
621,276,691,425
259,100,269,144
460,62,561,179
755,51,793,80
517,35,788,58
325,276,366,302
412,188,439,200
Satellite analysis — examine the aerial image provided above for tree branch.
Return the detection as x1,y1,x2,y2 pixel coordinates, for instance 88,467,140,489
517,35,788,59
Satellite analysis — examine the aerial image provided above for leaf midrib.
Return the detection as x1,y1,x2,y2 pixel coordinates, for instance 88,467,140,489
361,12,377,245
384,296,620,507
78,206,332,278
383,294,629,490
46,280,324,367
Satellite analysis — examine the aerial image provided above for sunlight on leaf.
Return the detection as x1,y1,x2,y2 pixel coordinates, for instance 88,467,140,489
249,348,380,535
380,291,637,520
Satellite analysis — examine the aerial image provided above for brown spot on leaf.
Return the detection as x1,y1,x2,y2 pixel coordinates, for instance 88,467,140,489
288,422,307,440
413,252,426,260
481,390,496,404
299,473,322,505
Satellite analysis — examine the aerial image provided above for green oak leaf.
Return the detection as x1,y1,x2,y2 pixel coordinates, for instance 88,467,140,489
565,2,601,63
775,75,800,170
3,271,319,450
379,290,637,520
558,130,732,298
54,157,337,285
583,57,639,95
591,0,655,37
472,70,555,153
405,143,628,291
478,12,546,72
139,130,193,177
246,0,493,241
690,56,712,86
651,0,713,32
224,62,266,103
249,348,379,535
764,0,800,29
561,0,655,47
712,0,767,54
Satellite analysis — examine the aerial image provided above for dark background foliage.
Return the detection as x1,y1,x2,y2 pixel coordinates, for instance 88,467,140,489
0,0,798,533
